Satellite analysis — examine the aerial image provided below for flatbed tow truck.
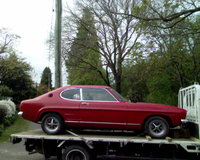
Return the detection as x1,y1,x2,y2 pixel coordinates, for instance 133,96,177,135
10,84,200,160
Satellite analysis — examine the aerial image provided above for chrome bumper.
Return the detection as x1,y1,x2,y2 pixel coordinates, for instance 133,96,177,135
18,111,23,116
181,119,189,123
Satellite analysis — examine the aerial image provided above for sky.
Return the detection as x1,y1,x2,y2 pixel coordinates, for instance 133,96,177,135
0,0,73,86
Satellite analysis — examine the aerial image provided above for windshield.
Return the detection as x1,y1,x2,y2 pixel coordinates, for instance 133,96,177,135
110,88,128,102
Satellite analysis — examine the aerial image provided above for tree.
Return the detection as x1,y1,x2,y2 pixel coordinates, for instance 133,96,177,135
121,58,149,102
36,84,49,96
37,67,52,95
40,67,52,90
0,28,36,103
64,0,141,93
144,16,200,85
145,54,179,106
118,0,200,29
0,54,36,103
0,85,13,98
64,8,105,85
0,28,19,55
129,15,200,105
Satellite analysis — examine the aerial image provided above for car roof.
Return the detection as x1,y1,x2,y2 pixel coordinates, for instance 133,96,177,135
68,85,110,88
66,85,110,89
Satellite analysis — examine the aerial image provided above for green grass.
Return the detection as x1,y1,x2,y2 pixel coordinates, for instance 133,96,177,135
0,117,29,142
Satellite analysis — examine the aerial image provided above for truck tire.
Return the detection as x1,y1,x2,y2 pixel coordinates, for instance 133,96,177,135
41,113,64,135
145,116,169,139
62,145,91,160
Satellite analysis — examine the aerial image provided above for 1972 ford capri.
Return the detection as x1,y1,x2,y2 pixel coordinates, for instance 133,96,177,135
19,85,187,138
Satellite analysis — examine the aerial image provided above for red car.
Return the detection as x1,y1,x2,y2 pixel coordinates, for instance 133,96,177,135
19,85,187,138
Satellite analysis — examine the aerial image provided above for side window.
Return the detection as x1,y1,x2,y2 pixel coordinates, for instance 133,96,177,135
61,88,81,100
82,88,117,101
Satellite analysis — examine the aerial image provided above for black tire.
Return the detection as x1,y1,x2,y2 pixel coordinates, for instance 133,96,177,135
41,113,64,135
62,145,91,160
145,116,169,139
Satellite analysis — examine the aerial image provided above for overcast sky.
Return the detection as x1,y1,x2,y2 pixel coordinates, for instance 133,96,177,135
0,0,73,86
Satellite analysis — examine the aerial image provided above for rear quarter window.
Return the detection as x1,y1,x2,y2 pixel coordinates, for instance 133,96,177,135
61,88,81,100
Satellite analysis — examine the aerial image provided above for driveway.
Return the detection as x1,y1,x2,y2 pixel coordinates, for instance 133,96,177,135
0,122,57,160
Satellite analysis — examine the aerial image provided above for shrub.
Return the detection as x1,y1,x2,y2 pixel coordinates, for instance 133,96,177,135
0,107,6,124
3,113,18,127
0,100,17,134
0,100,16,117
0,100,16,115
0,124,4,136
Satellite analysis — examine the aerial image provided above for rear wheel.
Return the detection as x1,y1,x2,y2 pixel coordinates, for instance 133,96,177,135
41,113,64,135
145,116,169,139
62,145,91,160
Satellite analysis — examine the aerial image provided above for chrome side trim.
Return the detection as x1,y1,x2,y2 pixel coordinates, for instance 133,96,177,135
80,87,118,102
18,111,23,116
60,88,82,101
127,123,140,126
65,121,140,126
60,87,119,102
80,88,83,100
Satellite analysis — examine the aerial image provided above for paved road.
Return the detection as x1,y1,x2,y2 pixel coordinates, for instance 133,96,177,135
0,122,56,160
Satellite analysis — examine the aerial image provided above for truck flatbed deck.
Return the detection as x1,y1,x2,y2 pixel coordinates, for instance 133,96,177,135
11,129,200,153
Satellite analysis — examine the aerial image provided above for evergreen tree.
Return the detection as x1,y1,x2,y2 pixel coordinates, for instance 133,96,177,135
37,67,52,95
40,67,52,89
65,8,105,85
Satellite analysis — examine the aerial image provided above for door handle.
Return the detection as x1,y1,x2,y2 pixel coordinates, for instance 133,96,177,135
81,102,90,105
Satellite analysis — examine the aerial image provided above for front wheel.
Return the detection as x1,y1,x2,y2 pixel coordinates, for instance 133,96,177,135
145,116,169,139
41,113,64,135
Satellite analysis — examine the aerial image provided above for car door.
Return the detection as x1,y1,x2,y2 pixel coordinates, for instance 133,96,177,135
78,87,129,129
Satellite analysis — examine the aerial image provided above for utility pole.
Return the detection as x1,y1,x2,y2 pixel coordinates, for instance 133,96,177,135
54,0,62,88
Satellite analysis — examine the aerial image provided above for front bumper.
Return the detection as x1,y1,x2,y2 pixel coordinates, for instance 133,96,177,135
18,111,23,116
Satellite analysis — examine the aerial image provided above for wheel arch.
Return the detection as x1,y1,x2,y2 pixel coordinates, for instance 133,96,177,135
142,114,173,129
39,111,64,122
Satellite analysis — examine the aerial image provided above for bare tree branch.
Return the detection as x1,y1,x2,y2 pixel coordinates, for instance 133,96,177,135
63,0,141,92
114,7,200,22
0,28,19,55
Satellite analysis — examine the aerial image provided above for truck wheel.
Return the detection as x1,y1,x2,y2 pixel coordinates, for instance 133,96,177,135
41,113,64,135
62,145,91,160
145,116,169,139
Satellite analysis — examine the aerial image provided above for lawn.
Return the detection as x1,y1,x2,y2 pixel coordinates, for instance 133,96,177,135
0,117,29,142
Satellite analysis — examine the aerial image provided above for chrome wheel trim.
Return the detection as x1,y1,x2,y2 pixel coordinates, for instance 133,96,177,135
148,119,167,137
44,116,60,133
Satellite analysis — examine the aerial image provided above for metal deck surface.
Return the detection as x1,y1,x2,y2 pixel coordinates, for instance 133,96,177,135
10,129,200,153
10,129,200,145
